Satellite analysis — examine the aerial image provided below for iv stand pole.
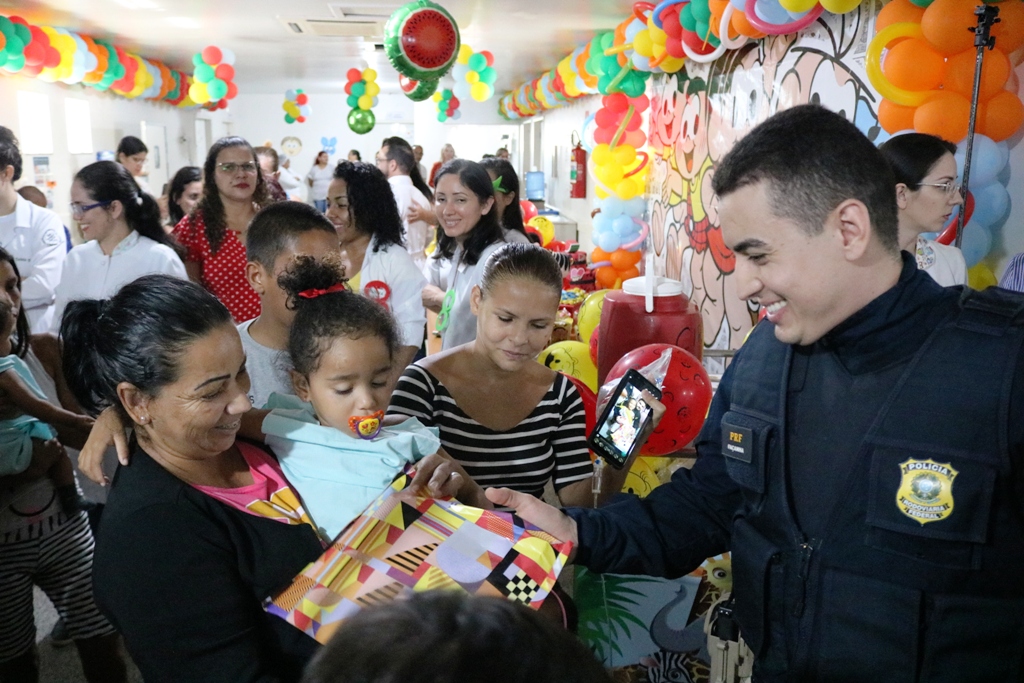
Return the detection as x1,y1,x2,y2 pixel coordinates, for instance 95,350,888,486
956,5,1000,248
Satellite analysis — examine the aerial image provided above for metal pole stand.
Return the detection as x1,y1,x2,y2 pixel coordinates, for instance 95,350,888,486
955,4,1000,248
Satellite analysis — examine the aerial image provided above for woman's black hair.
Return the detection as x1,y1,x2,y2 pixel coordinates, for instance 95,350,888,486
479,157,526,237
0,247,30,358
277,255,400,375
879,133,958,190
168,166,203,227
59,274,232,417
0,126,23,181
75,161,177,250
116,135,148,158
432,159,504,266
348,149,361,161
332,161,404,251
480,243,563,297
302,591,614,683
198,136,271,254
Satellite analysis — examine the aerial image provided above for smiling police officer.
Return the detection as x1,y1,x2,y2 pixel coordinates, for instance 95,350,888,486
488,105,1024,683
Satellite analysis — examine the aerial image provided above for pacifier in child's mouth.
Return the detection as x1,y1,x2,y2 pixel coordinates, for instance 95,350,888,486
348,410,384,439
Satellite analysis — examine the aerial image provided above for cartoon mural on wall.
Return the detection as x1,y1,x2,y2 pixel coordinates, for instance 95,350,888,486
647,6,886,357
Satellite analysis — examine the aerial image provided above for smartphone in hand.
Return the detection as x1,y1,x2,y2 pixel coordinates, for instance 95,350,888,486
587,369,662,469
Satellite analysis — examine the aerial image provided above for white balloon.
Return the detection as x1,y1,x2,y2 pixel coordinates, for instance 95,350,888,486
219,47,236,65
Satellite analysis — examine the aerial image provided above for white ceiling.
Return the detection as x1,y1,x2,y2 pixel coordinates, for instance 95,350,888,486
12,0,626,94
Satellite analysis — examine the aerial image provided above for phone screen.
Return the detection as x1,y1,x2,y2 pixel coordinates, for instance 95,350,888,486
590,378,654,467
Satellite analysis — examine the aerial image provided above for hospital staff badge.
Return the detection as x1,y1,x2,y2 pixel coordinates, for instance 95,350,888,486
896,459,958,525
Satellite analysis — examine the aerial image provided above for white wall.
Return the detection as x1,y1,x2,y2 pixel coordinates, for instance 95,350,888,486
229,91,415,175
0,71,220,229
533,95,603,251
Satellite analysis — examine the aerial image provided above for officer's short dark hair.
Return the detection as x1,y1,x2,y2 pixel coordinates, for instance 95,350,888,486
301,591,614,683
712,105,899,254
0,126,23,182
382,138,415,174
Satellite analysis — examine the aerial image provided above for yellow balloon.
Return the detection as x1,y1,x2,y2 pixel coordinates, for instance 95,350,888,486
616,178,638,200
471,81,491,101
596,163,624,187
362,68,377,81
634,30,655,57
591,143,613,166
189,81,209,104
527,216,554,246
358,94,374,110
660,55,686,74
818,0,861,12
779,0,818,11
968,263,998,290
432,92,443,103
457,43,473,64
613,145,637,166
466,70,480,84
365,82,381,97
577,289,609,344
538,341,599,393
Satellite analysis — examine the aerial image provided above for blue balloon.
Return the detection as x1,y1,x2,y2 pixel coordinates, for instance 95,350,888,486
960,221,992,268
613,214,636,236
956,135,1002,187
593,212,614,235
624,19,645,42
754,0,791,25
597,231,622,252
969,182,1010,228
601,196,625,217
626,197,647,216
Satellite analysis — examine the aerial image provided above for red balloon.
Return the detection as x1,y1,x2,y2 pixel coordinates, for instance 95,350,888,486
936,191,974,245
605,344,713,456
449,96,460,109
481,50,495,67
201,45,222,65
344,82,353,95
562,373,597,438
296,93,308,105
226,81,238,99
214,63,235,81
347,68,362,82
521,200,539,222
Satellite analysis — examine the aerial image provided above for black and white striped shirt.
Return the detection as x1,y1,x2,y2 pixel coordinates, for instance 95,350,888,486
388,365,592,497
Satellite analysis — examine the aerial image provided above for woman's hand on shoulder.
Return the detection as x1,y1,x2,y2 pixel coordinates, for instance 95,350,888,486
80,407,131,485
407,203,437,226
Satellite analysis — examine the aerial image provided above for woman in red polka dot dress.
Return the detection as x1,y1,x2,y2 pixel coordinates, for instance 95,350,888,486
172,137,271,323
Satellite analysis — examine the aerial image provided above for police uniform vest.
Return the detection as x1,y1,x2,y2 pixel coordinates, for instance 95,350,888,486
721,286,1024,683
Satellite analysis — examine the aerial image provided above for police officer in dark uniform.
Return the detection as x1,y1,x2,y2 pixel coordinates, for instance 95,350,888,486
488,105,1024,682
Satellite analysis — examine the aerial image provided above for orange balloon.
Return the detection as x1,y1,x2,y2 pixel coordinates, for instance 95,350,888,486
978,90,1024,142
617,266,641,281
709,0,729,38
944,47,1011,100
922,0,982,55
882,38,947,91
732,9,767,39
993,0,1024,54
914,92,971,142
875,0,925,33
878,99,917,134
595,267,620,290
591,246,612,263
610,249,642,270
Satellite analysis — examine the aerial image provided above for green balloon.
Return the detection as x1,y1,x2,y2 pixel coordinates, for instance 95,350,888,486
207,78,228,101
347,94,358,107
5,34,23,56
692,0,712,22
908,0,934,6
478,66,497,85
194,64,214,83
680,5,697,32
0,18,13,41
348,107,375,135
284,114,295,124
468,53,487,72
351,81,366,97
437,111,447,122
3,52,24,73
13,23,29,45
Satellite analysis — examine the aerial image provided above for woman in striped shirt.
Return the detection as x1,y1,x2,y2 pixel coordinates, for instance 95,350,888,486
389,243,636,507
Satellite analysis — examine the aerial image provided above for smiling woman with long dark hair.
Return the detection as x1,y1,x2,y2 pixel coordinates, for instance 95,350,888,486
172,136,271,323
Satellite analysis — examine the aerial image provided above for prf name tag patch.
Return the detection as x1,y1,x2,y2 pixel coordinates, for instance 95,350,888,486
721,423,753,463
896,459,958,525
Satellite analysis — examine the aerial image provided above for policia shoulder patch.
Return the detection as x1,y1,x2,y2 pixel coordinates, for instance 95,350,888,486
896,459,958,525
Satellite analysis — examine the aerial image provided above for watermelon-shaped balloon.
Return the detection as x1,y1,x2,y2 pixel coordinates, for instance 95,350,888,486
399,73,439,101
384,0,460,82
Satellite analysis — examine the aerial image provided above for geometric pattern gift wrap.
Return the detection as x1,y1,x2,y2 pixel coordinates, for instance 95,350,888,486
264,468,573,644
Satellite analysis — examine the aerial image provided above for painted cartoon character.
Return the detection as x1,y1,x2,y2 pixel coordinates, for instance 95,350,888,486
281,136,303,157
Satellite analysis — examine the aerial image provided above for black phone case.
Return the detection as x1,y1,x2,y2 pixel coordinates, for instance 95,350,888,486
587,369,661,469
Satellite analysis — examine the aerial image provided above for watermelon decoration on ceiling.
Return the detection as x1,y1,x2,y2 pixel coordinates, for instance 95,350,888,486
399,74,439,101
384,0,460,82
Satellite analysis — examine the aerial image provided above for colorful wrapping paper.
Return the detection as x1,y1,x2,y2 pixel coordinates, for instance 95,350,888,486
265,468,573,644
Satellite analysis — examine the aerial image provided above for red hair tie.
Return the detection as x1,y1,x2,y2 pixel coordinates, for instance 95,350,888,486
297,283,347,299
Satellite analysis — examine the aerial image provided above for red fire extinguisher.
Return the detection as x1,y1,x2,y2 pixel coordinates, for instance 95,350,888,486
570,132,587,198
